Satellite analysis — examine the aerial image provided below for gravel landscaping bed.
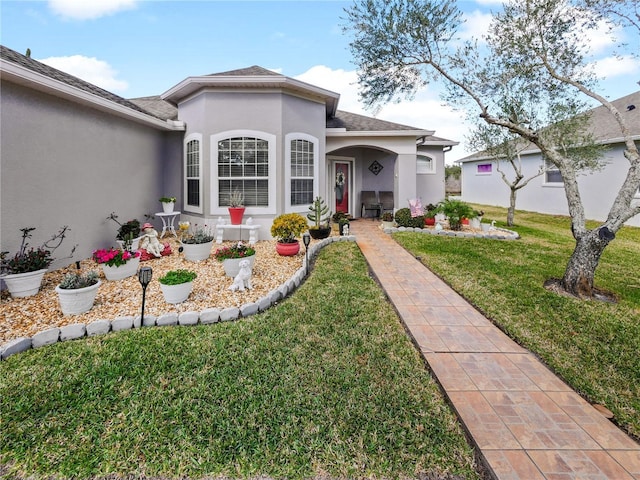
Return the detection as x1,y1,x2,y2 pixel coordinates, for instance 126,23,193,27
0,239,304,345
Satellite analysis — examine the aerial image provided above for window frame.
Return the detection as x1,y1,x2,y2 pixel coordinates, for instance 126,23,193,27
183,133,203,214
416,154,436,175
476,163,493,175
543,157,564,186
285,133,319,212
210,130,277,215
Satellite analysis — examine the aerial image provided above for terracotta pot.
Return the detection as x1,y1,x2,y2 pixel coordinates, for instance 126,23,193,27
276,241,300,256
461,218,470,225
228,207,245,225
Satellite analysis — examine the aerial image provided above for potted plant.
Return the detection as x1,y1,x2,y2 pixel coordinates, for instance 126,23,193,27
180,224,214,261
424,204,437,226
159,196,176,213
0,226,74,298
55,270,101,315
158,269,196,304
307,196,332,239
214,241,257,277
92,247,141,281
270,213,308,256
226,189,245,225
436,199,477,231
381,211,394,229
107,212,143,251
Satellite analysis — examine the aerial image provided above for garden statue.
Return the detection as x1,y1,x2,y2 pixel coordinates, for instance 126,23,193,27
139,222,165,258
342,224,349,236
228,259,253,292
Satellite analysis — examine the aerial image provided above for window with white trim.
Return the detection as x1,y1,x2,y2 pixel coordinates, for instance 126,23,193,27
476,163,492,175
417,155,435,174
286,134,318,208
184,134,202,213
544,158,563,184
217,136,270,206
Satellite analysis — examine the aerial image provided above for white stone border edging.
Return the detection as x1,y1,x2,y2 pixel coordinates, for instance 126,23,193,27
0,236,357,361
383,225,520,240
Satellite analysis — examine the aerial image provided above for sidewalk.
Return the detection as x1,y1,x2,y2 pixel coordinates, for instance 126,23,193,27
350,220,640,480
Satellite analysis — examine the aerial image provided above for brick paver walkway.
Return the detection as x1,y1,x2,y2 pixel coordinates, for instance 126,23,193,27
350,220,640,479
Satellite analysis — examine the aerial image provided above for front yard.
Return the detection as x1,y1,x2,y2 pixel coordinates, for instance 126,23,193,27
0,242,481,480
394,206,640,440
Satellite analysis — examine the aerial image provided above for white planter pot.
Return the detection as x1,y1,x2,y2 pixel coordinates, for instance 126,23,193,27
116,236,142,252
1,268,48,298
222,255,256,278
55,280,101,315
101,256,140,281
381,221,394,229
481,223,491,232
181,241,213,262
162,202,175,213
469,218,481,229
160,281,193,304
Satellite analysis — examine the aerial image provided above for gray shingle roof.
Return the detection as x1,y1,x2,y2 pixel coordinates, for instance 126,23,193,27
459,90,640,162
207,65,282,77
0,45,165,120
128,96,178,121
328,110,420,131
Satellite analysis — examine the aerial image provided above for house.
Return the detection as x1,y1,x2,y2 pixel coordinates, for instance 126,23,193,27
457,91,640,227
0,45,456,267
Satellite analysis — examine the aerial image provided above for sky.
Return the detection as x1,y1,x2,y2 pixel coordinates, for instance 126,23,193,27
1,0,639,162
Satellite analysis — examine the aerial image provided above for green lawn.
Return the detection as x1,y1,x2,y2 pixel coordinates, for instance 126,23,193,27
0,243,480,480
394,206,640,439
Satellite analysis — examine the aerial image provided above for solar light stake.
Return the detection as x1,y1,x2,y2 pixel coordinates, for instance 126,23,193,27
302,232,311,276
138,267,152,326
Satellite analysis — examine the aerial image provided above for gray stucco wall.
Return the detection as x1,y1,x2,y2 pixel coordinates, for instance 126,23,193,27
460,148,640,227
175,90,327,238
1,81,182,269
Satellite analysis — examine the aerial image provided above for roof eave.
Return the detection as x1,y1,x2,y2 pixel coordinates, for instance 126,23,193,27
326,129,435,138
0,60,184,131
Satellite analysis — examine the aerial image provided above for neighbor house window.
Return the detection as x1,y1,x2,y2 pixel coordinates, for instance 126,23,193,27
184,134,202,213
545,158,563,184
211,130,276,214
286,133,318,210
476,163,492,175
417,155,435,174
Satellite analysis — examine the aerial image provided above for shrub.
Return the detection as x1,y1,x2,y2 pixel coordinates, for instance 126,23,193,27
271,213,308,242
158,269,197,285
437,199,476,231
394,208,424,228
58,271,99,289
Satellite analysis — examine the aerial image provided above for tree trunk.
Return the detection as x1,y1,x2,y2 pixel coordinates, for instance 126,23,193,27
559,229,610,298
507,188,517,226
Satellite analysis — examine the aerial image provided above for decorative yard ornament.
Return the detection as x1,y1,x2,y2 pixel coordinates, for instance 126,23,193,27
228,259,253,292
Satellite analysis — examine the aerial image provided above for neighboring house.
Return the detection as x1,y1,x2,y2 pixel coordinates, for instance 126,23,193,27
0,45,456,267
457,91,640,227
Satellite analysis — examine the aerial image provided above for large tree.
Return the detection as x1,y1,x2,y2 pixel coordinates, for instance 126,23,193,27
344,0,640,300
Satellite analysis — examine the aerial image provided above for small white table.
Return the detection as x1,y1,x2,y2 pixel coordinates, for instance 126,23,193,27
155,211,181,238
215,217,260,245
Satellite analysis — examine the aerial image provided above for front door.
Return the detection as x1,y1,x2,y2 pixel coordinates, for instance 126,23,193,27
331,159,353,215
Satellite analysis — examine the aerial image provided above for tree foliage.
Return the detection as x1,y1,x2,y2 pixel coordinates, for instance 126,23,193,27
344,0,640,299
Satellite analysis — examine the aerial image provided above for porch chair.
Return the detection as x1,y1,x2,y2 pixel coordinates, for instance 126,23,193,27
379,191,394,216
360,191,380,220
